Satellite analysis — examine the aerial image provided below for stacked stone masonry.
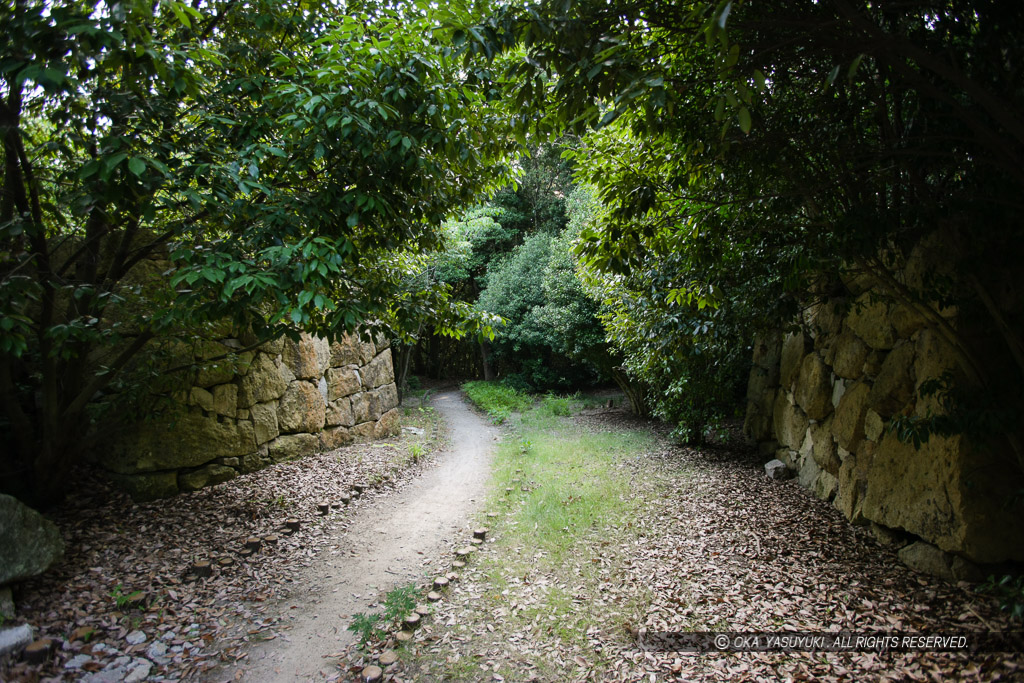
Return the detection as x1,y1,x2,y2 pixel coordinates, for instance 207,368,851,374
104,333,400,501
744,275,1024,578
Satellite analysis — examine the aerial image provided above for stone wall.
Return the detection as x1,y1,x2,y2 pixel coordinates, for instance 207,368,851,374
744,279,1024,577
102,332,400,500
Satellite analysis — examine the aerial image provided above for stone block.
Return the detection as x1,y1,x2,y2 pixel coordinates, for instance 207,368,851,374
809,417,841,475
327,367,362,400
864,409,884,442
831,329,869,380
375,408,401,439
0,495,65,584
846,293,897,350
898,541,955,581
835,455,865,524
814,470,839,502
831,380,870,452
278,381,327,434
914,328,959,416
765,459,792,480
377,382,399,413
772,391,808,451
212,384,237,418
352,391,381,425
282,333,328,380
187,387,214,413
795,352,833,420
868,341,915,418
178,464,237,492
108,409,256,473
329,334,362,367
250,402,279,445
240,446,272,473
751,334,782,377
326,398,355,427
238,353,288,409
267,433,320,462
350,422,376,440
779,331,808,390
195,349,254,388
106,471,180,502
320,426,353,450
361,348,395,390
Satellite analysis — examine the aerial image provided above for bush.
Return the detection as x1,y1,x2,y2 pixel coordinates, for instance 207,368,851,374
462,381,533,424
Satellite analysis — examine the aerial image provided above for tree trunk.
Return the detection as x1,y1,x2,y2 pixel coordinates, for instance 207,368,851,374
611,367,648,417
480,340,495,381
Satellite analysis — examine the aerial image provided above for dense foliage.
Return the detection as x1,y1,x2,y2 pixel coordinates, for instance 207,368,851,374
455,0,1024,449
0,0,513,504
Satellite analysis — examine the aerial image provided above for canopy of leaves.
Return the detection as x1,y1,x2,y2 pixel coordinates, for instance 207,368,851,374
0,0,514,503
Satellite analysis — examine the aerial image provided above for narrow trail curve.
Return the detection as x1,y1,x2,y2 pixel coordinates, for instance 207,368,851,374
215,391,498,682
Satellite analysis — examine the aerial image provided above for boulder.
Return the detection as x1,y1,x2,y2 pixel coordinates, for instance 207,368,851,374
830,330,869,380
765,459,792,480
846,293,897,350
238,353,288,409
831,380,870,452
772,392,808,451
250,402,280,445
779,331,808,390
808,300,844,343
0,495,64,584
795,353,833,420
868,341,915,417
107,409,256,473
327,367,362,400
267,433,320,462
178,464,237,492
352,391,381,425
375,408,401,438
326,398,355,428
106,472,179,502
278,381,327,434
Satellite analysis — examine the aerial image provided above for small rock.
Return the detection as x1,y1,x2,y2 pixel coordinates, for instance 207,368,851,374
124,658,152,683
378,649,399,666
764,459,792,480
65,653,93,669
402,426,424,436
125,630,147,645
0,624,33,658
146,640,168,661
362,664,383,682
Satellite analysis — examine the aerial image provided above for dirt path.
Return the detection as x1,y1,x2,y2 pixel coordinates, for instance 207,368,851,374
215,391,497,681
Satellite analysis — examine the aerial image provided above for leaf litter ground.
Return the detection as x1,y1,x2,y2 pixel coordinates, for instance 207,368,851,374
365,409,1022,682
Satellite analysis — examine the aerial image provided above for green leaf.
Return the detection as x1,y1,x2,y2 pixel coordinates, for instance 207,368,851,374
128,157,146,177
738,106,751,134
